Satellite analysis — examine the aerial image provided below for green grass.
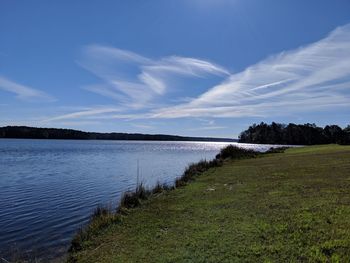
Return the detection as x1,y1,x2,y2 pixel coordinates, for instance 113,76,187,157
69,145,350,262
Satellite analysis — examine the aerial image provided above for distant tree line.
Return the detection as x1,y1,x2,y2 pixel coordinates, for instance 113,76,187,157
239,122,350,145
0,126,236,142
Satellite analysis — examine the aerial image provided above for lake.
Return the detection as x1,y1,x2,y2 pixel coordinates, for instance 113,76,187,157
0,139,277,261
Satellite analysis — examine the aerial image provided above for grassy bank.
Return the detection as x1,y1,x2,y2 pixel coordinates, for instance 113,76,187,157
69,145,350,262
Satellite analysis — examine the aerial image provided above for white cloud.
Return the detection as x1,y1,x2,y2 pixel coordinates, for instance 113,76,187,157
78,45,229,107
143,56,229,77
47,24,350,125
152,24,350,118
83,84,127,102
0,76,54,102
138,72,166,95
44,106,122,122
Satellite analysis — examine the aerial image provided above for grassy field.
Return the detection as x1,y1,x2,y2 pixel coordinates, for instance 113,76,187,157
70,145,350,262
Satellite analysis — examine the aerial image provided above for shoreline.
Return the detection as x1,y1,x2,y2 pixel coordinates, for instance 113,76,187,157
68,145,278,261
0,140,236,262
69,145,350,262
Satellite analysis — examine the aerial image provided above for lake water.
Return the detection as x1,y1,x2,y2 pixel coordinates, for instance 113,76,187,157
0,139,277,261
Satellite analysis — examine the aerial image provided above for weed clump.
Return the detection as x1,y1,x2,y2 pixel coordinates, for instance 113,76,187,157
119,192,141,210
175,159,222,187
119,183,150,210
175,146,262,188
70,182,168,255
69,205,120,254
152,182,172,194
216,145,259,160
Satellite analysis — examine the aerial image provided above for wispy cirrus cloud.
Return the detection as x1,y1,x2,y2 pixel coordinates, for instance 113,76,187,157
48,24,350,125
0,76,54,102
78,45,229,108
43,106,122,122
152,24,350,118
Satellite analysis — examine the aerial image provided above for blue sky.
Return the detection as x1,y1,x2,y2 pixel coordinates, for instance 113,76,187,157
1,0,350,138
